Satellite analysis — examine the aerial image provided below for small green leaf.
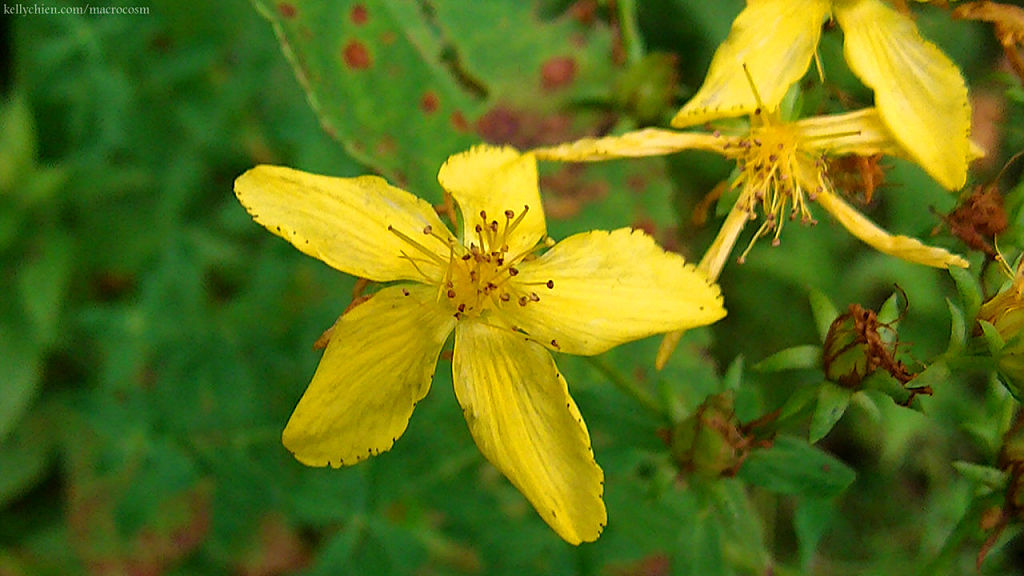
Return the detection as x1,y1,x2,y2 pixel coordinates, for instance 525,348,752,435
0,93,37,194
0,409,52,509
794,497,838,570
912,361,956,413
0,325,42,442
877,289,903,327
945,298,966,356
808,289,839,343
809,383,853,443
18,233,73,347
949,265,982,322
952,461,1007,491
675,489,728,576
753,345,822,372
739,435,856,499
777,384,820,422
722,355,744,392
851,389,884,424
979,320,1006,354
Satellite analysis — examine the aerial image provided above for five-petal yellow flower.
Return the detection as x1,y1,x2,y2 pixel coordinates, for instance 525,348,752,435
234,145,725,544
533,0,973,367
674,0,972,191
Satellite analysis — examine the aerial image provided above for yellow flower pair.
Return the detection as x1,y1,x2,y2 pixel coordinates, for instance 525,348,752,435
234,0,974,545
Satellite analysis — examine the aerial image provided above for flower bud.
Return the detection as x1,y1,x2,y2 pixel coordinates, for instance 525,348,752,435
669,392,747,478
822,304,912,389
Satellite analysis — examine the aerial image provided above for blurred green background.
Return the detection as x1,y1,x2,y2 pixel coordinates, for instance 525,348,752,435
3,0,1024,574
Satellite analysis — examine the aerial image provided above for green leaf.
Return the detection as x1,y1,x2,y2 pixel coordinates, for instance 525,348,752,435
948,265,982,323
945,298,966,356
722,355,744,392
252,0,477,196
979,320,1006,354
739,436,856,499
808,289,839,343
951,461,1006,491
851,389,883,424
912,360,955,414
794,497,838,571
0,408,53,509
0,93,36,194
777,384,820,422
252,0,614,197
305,521,362,576
752,345,822,372
18,233,73,347
0,324,42,442
877,288,903,327
675,487,728,576
809,383,853,444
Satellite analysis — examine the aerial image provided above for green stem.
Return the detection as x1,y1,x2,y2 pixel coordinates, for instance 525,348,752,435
585,355,665,421
615,0,644,65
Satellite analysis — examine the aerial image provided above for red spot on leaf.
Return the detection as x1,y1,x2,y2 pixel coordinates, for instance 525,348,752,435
343,40,372,70
421,91,439,114
350,4,368,25
476,104,574,149
541,56,577,91
376,137,396,156
451,111,469,132
628,174,648,193
277,2,296,18
476,107,520,144
540,165,608,220
569,0,598,24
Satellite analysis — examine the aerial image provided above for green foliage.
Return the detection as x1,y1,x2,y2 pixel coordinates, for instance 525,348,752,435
3,0,1024,575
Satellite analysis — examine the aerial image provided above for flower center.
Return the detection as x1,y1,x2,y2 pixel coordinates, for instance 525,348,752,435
442,207,555,320
388,207,554,321
724,109,830,262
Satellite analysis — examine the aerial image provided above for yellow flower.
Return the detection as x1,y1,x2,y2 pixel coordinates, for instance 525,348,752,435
533,0,973,367
233,145,725,544
674,0,972,191
539,107,967,273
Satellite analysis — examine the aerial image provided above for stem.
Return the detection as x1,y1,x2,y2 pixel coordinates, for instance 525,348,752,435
615,0,644,65
585,355,665,421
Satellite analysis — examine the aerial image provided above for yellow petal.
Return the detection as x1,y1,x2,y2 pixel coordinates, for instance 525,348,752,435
532,129,724,162
671,0,830,128
795,108,904,157
452,321,606,544
282,285,457,467
815,189,968,268
834,0,970,190
437,145,546,256
500,228,726,356
235,166,451,283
